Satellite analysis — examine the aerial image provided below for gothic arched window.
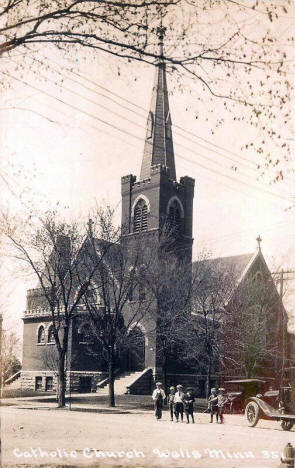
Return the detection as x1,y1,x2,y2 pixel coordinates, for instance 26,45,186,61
37,325,45,344
147,111,154,139
78,323,93,345
168,200,181,234
133,199,148,233
48,325,55,343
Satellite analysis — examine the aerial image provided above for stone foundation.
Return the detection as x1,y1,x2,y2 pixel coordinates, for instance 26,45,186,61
20,371,108,392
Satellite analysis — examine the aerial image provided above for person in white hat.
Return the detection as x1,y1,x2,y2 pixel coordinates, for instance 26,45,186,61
174,384,185,422
217,388,228,424
152,382,166,420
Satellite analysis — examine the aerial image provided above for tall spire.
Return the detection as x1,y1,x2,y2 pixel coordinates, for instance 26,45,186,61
139,27,176,181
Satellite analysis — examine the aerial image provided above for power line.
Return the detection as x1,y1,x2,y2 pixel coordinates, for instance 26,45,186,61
29,53,294,192
11,55,295,199
2,70,292,205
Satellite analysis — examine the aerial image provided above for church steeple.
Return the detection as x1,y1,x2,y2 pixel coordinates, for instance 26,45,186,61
139,27,176,181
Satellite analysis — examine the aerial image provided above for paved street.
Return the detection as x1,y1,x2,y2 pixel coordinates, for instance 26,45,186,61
1,404,295,467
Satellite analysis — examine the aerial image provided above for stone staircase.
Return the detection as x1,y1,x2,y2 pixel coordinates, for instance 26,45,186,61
4,371,22,389
114,371,143,394
98,371,143,395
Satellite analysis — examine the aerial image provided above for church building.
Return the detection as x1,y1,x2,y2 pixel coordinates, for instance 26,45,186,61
18,31,291,396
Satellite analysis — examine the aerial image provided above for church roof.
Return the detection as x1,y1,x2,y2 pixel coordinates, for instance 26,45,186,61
193,253,255,282
140,30,176,181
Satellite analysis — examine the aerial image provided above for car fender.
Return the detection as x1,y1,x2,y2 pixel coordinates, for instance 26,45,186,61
245,396,281,420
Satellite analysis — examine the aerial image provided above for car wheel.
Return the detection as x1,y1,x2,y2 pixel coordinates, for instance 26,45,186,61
245,402,260,427
281,420,294,431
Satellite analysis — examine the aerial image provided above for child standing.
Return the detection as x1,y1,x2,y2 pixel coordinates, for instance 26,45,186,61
184,387,195,424
152,382,166,420
174,384,185,422
217,388,228,424
208,387,219,423
168,386,176,421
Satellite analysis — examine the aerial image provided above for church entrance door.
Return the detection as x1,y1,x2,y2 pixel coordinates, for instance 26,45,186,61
127,327,145,371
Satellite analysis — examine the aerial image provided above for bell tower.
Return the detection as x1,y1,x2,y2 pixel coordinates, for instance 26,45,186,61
121,27,195,260
121,28,195,375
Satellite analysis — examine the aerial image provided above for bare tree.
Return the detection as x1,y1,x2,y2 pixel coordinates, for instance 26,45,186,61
1,210,110,407
223,273,282,379
179,256,236,397
1,329,21,384
75,207,153,407
141,227,193,392
1,2,292,180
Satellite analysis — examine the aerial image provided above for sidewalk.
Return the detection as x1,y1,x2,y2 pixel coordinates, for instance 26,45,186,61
1,392,208,413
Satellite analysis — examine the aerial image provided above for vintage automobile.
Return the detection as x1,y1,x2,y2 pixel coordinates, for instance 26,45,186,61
244,367,295,431
224,378,268,414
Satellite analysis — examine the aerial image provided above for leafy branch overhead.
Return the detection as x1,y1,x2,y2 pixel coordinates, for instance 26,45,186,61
1,0,293,179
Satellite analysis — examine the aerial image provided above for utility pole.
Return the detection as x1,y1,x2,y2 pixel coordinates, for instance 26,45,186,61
0,313,2,399
272,269,294,385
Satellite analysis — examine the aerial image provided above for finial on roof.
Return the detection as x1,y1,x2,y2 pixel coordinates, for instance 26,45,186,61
256,235,262,251
87,218,94,237
157,24,166,59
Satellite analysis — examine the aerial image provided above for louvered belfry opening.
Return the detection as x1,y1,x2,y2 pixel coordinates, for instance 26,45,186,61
133,199,148,233
168,200,181,235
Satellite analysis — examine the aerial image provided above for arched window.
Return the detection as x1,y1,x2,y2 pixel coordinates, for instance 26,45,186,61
168,200,181,234
37,325,45,344
147,111,154,139
78,323,93,345
85,282,101,305
48,325,55,343
166,112,172,139
253,271,263,282
133,199,148,233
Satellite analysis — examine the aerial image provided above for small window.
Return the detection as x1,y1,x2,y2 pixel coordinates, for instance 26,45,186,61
78,324,93,345
133,199,148,233
48,325,55,343
85,283,101,305
168,200,181,235
139,285,146,302
166,112,172,139
253,271,263,282
45,376,53,391
147,111,154,139
128,287,133,302
37,326,45,344
35,376,42,391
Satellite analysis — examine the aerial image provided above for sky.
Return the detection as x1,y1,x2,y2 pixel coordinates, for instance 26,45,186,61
1,1,294,345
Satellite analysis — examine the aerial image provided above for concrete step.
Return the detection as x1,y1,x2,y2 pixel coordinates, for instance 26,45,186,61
5,371,22,389
98,371,143,395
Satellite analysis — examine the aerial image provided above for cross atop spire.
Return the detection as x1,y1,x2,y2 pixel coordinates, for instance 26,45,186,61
139,26,176,181
256,235,262,250
157,25,166,59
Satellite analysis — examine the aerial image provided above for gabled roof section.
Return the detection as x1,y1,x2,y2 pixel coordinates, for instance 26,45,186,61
193,253,254,282
139,31,176,181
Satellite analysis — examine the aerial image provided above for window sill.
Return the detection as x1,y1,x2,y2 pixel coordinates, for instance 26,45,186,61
47,342,55,345
36,343,46,346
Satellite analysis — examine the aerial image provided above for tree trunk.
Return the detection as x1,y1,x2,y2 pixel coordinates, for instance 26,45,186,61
205,360,212,399
57,353,66,408
108,350,115,407
162,356,167,396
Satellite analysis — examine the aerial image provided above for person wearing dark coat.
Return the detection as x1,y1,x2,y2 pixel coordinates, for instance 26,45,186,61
184,388,195,424
208,387,219,423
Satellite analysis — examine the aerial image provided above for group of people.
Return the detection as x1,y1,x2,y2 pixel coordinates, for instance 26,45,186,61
152,382,228,424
